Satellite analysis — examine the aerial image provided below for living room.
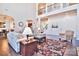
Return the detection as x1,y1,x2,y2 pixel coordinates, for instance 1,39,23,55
0,3,79,56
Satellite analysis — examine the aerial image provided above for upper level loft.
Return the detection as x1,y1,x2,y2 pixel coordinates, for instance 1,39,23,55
37,3,79,17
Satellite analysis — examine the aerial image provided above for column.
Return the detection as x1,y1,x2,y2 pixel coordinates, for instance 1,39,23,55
76,7,79,40
46,4,48,14
36,3,38,17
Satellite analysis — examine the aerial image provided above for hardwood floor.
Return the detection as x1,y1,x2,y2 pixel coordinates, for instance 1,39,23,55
0,37,10,56
0,36,78,56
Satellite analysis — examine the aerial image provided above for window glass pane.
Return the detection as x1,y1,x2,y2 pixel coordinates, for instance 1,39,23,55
63,3,68,7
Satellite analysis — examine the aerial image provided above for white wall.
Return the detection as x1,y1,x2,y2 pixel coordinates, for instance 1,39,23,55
0,3,36,31
76,8,79,40
0,4,3,14
45,10,77,37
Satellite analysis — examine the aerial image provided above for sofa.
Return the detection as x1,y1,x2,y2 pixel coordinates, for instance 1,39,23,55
7,31,20,53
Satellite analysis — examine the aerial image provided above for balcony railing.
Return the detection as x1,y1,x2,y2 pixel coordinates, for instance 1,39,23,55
63,3,69,8
37,3,78,16
69,3,78,6
47,3,61,12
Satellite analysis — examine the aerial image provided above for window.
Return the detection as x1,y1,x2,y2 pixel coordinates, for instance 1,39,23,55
38,3,46,15
63,3,68,8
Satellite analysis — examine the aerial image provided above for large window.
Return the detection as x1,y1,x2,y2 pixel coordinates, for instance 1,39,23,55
38,3,46,15
40,17,48,32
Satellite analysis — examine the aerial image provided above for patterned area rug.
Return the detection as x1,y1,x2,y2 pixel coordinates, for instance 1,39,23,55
8,39,77,56
34,39,73,56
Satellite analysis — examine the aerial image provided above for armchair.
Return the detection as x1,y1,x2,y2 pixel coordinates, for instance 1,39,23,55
65,30,74,44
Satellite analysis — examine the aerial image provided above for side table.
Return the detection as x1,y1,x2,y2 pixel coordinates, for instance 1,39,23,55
20,40,38,56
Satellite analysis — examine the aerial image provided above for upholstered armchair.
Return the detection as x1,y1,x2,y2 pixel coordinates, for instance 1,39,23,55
65,30,74,44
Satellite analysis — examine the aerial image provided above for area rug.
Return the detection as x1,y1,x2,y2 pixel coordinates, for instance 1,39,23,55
35,39,72,56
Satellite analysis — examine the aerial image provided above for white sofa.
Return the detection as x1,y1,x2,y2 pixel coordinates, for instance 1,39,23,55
7,31,20,53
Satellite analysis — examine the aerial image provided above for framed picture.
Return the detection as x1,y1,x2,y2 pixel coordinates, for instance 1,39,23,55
18,21,24,27
52,24,58,28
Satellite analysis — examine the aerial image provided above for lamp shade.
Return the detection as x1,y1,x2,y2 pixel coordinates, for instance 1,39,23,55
22,27,33,35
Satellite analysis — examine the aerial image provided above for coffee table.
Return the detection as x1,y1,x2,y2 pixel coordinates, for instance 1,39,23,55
34,35,46,43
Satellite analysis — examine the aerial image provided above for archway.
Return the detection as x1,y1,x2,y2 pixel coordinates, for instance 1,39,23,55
0,15,15,31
